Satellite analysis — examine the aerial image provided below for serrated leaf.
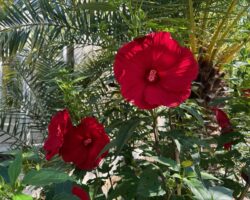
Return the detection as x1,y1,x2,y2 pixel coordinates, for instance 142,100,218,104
22,169,73,186
8,152,22,187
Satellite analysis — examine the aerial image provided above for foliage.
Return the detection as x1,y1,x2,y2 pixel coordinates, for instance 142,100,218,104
0,0,249,200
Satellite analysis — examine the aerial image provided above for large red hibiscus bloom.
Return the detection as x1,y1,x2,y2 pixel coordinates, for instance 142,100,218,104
72,185,90,200
60,117,110,170
43,109,73,160
114,32,198,109
211,107,233,150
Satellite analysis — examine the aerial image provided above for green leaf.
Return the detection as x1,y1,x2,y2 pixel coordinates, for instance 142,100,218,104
52,193,79,200
137,167,166,198
8,152,22,186
180,105,204,126
79,2,115,11
183,167,196,178
151,156,179,171
108,178,139,200
115,118,140,154
98,118,140,157
200,172,219,181
209,186,233,200
221,178,242,197
0,166,10,183
216,132,244,149
97,139,116,159
12,194,33,200
22,169,73,186
208,97,232,106
183,178,210,200
182,160,193,168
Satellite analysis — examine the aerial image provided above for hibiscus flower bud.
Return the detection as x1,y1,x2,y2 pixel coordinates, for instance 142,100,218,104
114,32,198,109
211,107,231,129
72,185,90,200
211,107,234,150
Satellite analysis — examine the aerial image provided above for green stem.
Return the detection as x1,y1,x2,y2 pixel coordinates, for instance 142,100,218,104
168,109,181,195
188,0,197,54
238,184,249,200
150,110,160,154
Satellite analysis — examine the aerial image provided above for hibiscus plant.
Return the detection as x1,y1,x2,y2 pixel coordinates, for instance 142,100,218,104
0,0,249,200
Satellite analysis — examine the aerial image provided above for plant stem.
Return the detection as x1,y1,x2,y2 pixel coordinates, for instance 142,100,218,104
238,183,249,200
151,110,160,154
188,0,197,54
108,171,114,191
169,109,181,195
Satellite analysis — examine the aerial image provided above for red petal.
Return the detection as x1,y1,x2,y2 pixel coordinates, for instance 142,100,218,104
223,142,232,151
43,109,73,160
144,85,191,107
60,117,110,170
121,80,156,109
60,129,87,163
151,32,182,62
211,108,231,129
158,48,198,91
72,186,90,200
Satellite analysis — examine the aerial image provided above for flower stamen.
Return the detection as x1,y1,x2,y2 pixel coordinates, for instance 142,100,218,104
147,69,158,82
83,138,92,146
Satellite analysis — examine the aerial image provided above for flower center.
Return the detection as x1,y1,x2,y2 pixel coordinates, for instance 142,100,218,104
147,69,158,82
83,138,92,146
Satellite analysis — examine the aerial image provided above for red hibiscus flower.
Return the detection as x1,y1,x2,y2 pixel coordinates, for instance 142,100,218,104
43,109,73,160
72,186,90,200
44,110,110,170
211,107,233,150
60,117,110,170
114,32,198,109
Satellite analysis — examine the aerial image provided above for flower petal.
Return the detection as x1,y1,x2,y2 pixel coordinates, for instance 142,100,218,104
43,109,73,160
72,186,90,200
